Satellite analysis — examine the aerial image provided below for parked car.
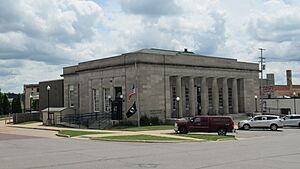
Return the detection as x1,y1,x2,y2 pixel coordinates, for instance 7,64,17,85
238,115,283,131
282,115,300,128
174,116,234,135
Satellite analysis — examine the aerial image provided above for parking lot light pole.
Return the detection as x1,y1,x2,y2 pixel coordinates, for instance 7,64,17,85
29,94,32,113
176,97,180,118
47,85,51,124
293,92,296,114
254,95,258,113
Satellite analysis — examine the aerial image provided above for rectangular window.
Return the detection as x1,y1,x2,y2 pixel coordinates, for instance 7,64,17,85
93,89,100,112
208,88,213,108
185,86,190,111
219,88,223,107
103,88,110,112
172,86,176,110
69,85,74,107
228,88,232,107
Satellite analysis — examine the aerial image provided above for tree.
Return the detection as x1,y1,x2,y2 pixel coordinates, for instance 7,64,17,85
12,94,22,114
0,91,3,115
2,94,10,115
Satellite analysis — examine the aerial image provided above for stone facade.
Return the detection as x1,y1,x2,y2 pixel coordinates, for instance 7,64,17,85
62,49,259,123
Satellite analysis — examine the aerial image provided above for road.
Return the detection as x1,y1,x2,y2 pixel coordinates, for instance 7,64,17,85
1,121,300,169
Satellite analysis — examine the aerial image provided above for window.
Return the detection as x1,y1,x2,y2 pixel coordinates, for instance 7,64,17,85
208,88,212,108
103,88,110,112
69,85,75,107
291,116,300,119
185,86,189,111
211,117,229,122
219,88,223,107
194,117,208,123
172,86,176,110
93,89,100,112
267,116,277,120
228,88,232,107
254,116,262,121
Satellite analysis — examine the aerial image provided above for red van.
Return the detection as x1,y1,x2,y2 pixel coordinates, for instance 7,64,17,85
174,116,235,135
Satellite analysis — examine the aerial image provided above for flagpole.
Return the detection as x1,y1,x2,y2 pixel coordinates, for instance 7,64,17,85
135,55,140,127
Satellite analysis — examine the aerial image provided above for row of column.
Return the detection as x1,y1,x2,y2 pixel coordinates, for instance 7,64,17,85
175,76,239,117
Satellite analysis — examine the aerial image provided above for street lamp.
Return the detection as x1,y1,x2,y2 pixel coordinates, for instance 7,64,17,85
47,85,51,124
254,95,258,113
293,92,296,115
176,96,180,118
120,94,123,99
29,94,33,113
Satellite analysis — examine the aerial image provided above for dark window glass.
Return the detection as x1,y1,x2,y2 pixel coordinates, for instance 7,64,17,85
267,116,277,120
254,117,262,121
194,117,208,123
292,116,300,119
211,117,229,122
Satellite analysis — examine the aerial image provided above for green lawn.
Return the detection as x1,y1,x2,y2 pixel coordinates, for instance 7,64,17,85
174,134,236,141
99,134,185,141
111,125,174,131
58,130,113,137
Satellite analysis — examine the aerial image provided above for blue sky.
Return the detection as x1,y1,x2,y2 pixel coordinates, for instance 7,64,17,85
0,0,300,93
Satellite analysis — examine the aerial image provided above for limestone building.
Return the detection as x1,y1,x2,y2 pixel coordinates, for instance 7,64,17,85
62,49,259,124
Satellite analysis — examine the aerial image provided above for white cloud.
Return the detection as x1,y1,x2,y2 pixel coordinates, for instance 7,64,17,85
1,0,300,93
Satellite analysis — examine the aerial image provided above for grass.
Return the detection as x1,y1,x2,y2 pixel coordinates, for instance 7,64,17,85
58,130,113,137
174,134,236,141
111,125,173,131
18,121,41,125
99,134,185,141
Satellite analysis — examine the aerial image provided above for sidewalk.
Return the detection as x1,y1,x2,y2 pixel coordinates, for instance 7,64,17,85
5,122,205,142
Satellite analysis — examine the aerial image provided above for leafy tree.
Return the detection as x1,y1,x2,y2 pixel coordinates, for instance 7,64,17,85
0,91,3,115
12,94,22,113
2,94,10,115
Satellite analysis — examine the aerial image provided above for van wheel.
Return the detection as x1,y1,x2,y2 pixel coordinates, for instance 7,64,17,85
179,127,188,134
218,128,227,136
270,124,278,131
298,123,300,128
243,124,250,130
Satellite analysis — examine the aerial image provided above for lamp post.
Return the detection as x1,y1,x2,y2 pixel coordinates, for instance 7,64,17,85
29,94,32,113
107,95,111,111
47,85,51,124
254,95,258,113
176,96,180,118
293,92,296,115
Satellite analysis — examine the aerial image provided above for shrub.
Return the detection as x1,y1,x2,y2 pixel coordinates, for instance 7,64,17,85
140,115,162,126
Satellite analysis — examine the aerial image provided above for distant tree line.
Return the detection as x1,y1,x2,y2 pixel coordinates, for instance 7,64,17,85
0,89,22,115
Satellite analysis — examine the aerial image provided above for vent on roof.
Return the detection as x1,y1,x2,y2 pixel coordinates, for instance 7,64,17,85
184,48,188,52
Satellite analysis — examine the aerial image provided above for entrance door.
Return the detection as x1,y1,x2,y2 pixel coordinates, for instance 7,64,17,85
111,100,123,120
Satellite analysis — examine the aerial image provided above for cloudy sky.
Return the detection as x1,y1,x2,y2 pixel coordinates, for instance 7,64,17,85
1,0,300,93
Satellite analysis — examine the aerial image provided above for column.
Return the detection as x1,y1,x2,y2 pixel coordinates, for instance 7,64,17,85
165,76,171,119
232,78,238,113
212,77,219,115
200,77,208,115
189,76,196,116
176,76,182,118
222,78,229,114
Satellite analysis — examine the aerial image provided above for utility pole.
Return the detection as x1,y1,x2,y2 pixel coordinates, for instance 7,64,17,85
258,48,266,113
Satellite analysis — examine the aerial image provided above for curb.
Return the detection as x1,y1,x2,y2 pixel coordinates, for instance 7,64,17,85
8,125,61,132
89,137,195,143
55,133,70,138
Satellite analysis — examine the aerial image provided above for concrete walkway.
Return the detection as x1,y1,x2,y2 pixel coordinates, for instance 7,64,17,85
5,122,205,142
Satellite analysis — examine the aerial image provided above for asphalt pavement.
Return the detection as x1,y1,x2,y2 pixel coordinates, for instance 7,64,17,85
1,120,300,169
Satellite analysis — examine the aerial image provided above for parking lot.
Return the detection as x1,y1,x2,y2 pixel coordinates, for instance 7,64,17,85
1,120,300,169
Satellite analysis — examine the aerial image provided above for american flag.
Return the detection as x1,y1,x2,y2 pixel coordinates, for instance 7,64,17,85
128,84,136,101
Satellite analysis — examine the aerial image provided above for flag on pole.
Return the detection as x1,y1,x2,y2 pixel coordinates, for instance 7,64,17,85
128,84,136,101
126,102,137,118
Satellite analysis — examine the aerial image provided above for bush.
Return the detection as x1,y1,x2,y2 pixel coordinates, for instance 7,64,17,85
140,115,162,126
